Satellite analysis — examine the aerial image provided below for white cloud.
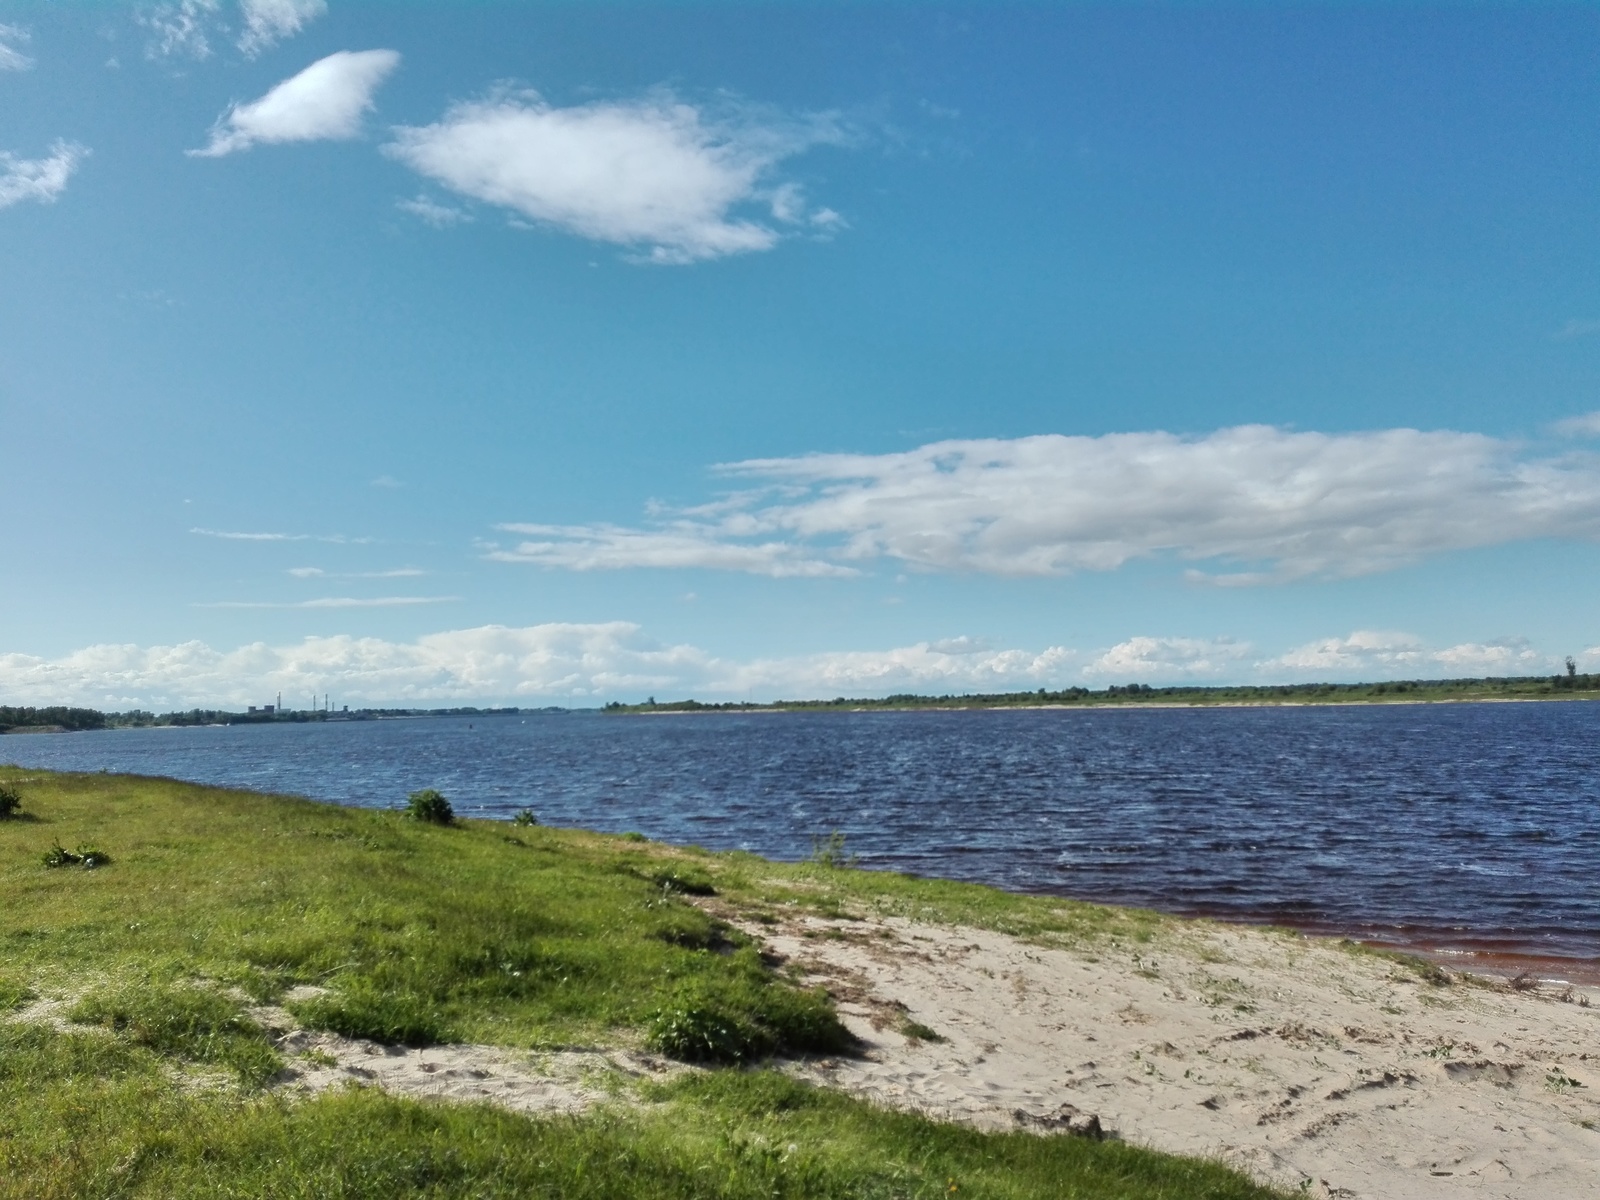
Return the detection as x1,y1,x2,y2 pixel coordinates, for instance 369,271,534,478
395,195,469,228
190,527,374,544
1550,411,1600,438
0,623,1575,709
191,49,401,157
237,0,326,56
1553,318,1600,340
140,0,221,60
0,141,88,210
1083,636,1251,680
488,524,857,579
386,91,845,263
196,596,457,609
286,567,427,579
1263,631,1547,679
0,23,33,70
494,424,1600,583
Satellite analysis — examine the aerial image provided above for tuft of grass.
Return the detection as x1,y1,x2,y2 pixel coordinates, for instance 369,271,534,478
288,983,454,1048
0,974,35,1011
69,982,281,1087
511,807,539,826
41,841,111,869
404,788,454,825
808,831,856,869
0,782,22,819
901,1018,945,1044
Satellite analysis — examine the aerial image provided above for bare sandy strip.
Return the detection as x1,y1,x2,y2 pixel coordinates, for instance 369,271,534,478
725,909,1599,1200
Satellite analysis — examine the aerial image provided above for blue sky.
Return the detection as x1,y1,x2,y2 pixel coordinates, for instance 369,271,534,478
5,1,1600,707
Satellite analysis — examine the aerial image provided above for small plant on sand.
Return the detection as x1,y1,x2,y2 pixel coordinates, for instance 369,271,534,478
405,789,454,825
42,841,111,869
0,783,22,819
810,831,857,869
511,807,539,826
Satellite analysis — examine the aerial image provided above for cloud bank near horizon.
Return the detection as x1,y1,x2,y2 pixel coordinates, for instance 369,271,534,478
491,424,1600,583
0,624,1580,710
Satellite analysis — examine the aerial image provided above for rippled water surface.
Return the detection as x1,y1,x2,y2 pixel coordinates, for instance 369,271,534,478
6,703,1598,977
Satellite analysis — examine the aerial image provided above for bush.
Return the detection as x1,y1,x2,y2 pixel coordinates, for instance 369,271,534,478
42,842,111,869
511,807,538,826
405,789,453,825
0,783,21,819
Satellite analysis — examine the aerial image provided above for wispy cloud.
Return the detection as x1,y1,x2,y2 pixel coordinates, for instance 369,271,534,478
196,595,458,609
287,567,427,579
395,195,470,228
237,0,326,57
386,89,847,263
0,623,1569,708
191,49,401,157
1552,318,1600,341
1550,411,1600,439
139,0,221,60
488,524,856,578
0,141,89,210
492,424,1600,584
190,527,375,544
0,23,33,71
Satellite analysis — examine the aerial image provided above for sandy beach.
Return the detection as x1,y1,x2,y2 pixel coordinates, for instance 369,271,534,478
211,901,1600,1200
728,906,1599,1199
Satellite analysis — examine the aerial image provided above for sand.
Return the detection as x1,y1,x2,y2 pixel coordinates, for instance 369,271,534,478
720,907,1599,1199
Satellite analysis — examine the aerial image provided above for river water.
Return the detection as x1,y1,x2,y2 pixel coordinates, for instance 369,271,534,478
4,702,1597,981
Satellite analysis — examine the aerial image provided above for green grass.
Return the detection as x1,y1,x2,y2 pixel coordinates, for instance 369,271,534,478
0,768,1280,1199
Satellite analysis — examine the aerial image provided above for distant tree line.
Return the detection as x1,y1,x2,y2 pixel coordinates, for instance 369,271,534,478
0,706,107,733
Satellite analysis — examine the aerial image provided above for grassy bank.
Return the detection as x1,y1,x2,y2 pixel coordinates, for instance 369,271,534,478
0,768,1277,1199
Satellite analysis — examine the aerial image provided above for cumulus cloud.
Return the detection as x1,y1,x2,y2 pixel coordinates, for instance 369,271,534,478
0,23,33,70
191,49,400,156
385,91,845,263
493,424,1600,583
1263,631,1547,678
0,141,88,210
237,0,326,56
1082,637,1252,680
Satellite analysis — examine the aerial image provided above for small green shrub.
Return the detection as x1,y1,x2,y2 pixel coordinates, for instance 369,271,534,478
647,997,757,1063
0,783,22,818
41,842,111,869
69,983,280,1086
646,973,853,1064
810,831,857,869
405,789,453,825
646,866,717,896
511,807,539,826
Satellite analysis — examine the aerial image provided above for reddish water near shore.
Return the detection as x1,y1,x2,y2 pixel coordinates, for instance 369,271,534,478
6,702,1599,982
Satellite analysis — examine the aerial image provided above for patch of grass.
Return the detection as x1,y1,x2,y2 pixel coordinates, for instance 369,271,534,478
40,841,111,869
68,982,280,1086
0,782,22,819
511,807,539,826
0,974,34,1011
0,1022,1283,1199
901,1018,945,1044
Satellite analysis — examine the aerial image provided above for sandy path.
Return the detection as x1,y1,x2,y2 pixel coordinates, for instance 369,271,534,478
731,909,1599,1199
